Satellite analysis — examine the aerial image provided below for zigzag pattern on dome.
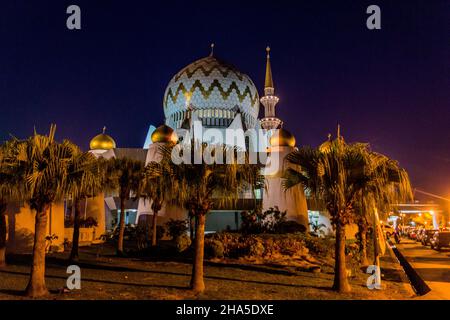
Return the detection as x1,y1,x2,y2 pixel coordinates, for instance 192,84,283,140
173,57,245,82
163,55,260,130
164,79,259,108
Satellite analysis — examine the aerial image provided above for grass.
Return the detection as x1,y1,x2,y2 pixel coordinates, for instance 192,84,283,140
0,242,413,300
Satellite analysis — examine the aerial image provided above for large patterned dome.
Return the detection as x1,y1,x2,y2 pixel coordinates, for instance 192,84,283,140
163,56,259,129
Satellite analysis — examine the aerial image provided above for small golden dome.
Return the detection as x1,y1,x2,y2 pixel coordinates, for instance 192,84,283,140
270,128,296,147
151,125,178,144
89,128,116,150
318,134,332,153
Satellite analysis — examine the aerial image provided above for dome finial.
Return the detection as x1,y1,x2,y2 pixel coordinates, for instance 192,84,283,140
327,133,332,140
102,126,106,134
210,43,215,57
266,46,270,58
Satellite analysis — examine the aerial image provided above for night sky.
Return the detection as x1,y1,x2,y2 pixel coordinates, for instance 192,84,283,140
0,1,448,197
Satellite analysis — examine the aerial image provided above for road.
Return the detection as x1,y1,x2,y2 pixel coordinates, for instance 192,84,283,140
397,239,450,299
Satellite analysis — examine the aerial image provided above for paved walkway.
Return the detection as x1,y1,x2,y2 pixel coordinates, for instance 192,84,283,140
397,239,450,299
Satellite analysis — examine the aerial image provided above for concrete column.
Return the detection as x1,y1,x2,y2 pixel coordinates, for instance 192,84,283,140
85,193,106,240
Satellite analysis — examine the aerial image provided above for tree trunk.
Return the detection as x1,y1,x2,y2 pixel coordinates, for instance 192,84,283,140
189,214,195,243
117,197,126,256
0,206,7,267
332,223,351,293
25,207,50,297
359,227,369,266
69,198,81,262
151,209,158,247
190,213,205,293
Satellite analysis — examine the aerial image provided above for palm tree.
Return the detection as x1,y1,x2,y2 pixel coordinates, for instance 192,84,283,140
148,142,262,293
283,132,411,293
142,166,165,247
105,157,144,256
7,125,76,297
354,153,412,266
0,141,24,267
64,145,104,262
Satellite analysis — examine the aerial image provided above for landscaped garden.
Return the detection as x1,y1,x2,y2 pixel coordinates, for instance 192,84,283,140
0,125,414,299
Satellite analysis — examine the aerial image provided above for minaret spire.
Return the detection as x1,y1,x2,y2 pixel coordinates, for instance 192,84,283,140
264,46,274,91
260,46,282,130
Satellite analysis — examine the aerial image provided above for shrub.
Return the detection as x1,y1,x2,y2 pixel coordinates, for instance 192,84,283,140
165,219,188,239
241,207,286,234
275,221,307,234
206,232,315,259
205,240,225,258
240,207,307,235
148,225,166,241
298,234,334,257
175,233,192,253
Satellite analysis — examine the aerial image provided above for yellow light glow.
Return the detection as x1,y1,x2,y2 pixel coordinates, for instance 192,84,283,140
429,210,435,215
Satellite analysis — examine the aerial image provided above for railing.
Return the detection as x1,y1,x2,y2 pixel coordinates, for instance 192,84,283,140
64,227,95,246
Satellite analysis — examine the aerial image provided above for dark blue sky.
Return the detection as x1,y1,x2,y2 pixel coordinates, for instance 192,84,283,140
0,0,448,196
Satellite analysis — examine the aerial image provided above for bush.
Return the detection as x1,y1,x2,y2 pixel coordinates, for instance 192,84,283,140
148,225,166,241
175,233,192,253
205,240,224,258
275,221,307,234
241,207,287,234
165,219,188,239
298,233,334,257
240,207,307,234
206,232,314,259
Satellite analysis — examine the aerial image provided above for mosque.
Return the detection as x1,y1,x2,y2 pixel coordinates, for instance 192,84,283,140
6,47,332,253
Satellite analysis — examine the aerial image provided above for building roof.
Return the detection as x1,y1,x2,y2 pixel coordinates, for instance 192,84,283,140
113,148,147,163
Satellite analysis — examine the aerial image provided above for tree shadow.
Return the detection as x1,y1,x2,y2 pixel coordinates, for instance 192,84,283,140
0,269,189,291
0,289,24,297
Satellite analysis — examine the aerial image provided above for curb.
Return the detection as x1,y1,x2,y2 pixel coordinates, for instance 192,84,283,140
384,240,416,297
386,239,431,296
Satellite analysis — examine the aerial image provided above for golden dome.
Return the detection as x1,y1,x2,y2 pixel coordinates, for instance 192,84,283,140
269,128,296,147
89,128,116,150
319,135,332,153
151,125,178,144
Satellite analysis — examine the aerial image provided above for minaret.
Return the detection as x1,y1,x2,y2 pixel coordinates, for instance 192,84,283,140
260,46,283,130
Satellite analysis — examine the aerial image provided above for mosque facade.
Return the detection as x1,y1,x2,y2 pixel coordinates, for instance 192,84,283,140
6,48,316,253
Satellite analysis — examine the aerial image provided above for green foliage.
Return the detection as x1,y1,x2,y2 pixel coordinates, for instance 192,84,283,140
240,207,306,234
206,232,312,259
284,135,412,227
175,233,192,253
294,233,335,257
309,221,327,237
146,142,264,217
165,219,188,239
205,239,224,258
104,157,145,200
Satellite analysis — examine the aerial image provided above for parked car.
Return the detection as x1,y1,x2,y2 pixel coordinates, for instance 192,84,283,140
409,228,418,240
416,229,426,242
430,231,450,251
421,229,439,246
